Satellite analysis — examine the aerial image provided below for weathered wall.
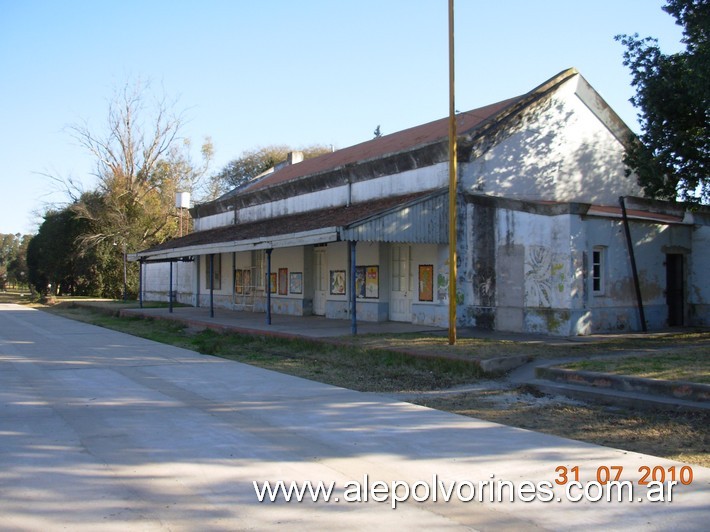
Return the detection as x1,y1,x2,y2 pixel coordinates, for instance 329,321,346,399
689,222,710,325
459,75,642,206
458,198,582,334
459,201,497,329
583,217,694,332
456,195,706,336
194,211,233,232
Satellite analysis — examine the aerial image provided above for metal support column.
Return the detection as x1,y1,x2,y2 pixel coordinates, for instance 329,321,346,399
619,196,647,332
209,253,215,318
266,248,273,325
350,241,357,335
138,259,144,308
169,260,173,313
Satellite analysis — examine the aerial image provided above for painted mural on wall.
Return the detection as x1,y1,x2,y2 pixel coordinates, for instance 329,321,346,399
437,257,449,303
524,245,568,308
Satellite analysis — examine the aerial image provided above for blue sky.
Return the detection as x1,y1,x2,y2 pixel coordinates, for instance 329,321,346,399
0,0,684,235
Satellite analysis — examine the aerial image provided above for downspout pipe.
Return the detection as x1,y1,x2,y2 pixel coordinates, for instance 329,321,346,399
619,196,647,332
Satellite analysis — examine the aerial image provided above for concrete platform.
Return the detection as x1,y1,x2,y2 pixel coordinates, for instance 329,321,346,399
120,304,445,338
1,303,709,531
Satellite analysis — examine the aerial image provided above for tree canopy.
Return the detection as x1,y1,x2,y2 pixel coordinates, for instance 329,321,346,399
28,80,213,298
0,233,30,289
617,0,709,203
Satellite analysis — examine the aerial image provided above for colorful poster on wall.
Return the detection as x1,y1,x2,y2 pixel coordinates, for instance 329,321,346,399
289,272,303,294
269,273,277,294
330,270,346,295
419,264,434,302
365,266,379,298
278,268,288,295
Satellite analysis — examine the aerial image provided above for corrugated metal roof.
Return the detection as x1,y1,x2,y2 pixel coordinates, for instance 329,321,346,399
343,189,448,243
133,190,444,261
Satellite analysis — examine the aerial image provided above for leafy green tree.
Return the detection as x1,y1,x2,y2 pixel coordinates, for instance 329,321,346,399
617,0,709,203
215,144,333,191
27,208,82,295
7,234,31,288
0,233,30,289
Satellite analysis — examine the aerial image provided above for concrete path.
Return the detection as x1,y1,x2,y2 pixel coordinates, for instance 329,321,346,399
1,304,708,531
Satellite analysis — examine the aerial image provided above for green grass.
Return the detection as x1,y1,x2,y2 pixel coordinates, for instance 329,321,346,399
44,305,484,393
558,351,710,384
340,329,710,360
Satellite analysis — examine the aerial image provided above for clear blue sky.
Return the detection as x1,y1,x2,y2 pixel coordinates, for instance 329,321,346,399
0,0,684,235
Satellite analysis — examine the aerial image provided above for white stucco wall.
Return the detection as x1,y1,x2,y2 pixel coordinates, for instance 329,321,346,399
458,198,703,336
194,211,233,232
194,163,448,232
585,217,694,332
141,260,195,305
460,74,642,205
350,163,448,203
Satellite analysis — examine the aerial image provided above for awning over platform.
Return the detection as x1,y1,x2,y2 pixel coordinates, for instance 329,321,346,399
130,189,448,262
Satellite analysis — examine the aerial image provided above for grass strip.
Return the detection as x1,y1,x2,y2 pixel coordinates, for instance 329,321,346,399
45,304,483,393
559,352,710,384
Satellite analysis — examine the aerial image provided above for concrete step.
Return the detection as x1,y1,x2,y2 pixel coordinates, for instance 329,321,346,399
527,378,710,413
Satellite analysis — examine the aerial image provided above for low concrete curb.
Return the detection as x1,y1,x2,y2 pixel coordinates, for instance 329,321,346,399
536,366,710,403
478,354,533,374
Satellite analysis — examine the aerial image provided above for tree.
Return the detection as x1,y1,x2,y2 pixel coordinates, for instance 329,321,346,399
215,144,334,191
0,233,30,289
27,208,84,295
6,234,31,288
55,80,213,298
617,0,709,203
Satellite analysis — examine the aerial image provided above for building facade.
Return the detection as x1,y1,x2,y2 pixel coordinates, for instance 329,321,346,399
133,69,710,335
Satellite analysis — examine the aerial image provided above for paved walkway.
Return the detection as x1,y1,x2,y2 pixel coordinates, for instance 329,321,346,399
1,303,709,530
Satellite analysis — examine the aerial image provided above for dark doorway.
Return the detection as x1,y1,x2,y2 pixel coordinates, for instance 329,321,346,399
666,254,684,326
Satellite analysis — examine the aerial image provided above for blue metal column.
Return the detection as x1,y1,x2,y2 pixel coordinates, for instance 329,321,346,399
266,248,272,325
209,254,215,318
168,260,173,313
138,259,144,308
350,241,357,335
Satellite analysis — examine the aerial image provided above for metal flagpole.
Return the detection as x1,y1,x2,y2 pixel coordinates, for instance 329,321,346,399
448,0,458,345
